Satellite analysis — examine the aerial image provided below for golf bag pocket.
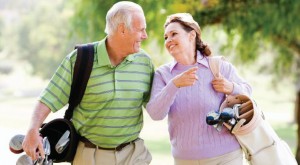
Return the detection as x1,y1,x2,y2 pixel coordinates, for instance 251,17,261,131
40,118,80,163
217,94,297,165
249,140,295,165
236,120,296,165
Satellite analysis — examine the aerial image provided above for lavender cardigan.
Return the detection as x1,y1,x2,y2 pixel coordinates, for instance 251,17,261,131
146,52,252,160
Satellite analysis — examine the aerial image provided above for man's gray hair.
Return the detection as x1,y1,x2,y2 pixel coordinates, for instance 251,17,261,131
105,1,143,35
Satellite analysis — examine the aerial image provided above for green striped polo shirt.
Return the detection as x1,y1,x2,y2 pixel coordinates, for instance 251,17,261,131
39,38,154,148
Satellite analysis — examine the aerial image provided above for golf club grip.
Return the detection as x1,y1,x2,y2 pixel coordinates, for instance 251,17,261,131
239,109,254,123
239,101,253,114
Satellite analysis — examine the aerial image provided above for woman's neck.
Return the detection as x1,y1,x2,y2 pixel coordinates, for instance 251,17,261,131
176,51,196,65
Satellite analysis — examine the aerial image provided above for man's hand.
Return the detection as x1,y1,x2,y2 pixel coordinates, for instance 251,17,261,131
22,129,45,161
173,67,198,88
211,77,234,95
22,102,51,161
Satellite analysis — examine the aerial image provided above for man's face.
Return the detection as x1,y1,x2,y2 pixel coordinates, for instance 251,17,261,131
124,11,148,54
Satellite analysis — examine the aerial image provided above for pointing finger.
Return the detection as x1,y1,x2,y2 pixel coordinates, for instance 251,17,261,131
185,67,198,74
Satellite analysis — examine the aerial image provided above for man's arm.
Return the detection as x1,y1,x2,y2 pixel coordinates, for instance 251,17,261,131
22,101,51,161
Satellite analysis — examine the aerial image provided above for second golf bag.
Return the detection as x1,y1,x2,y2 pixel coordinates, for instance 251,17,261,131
208,56,297,165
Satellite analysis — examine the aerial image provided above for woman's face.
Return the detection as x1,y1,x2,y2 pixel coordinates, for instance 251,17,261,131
164,22,194,58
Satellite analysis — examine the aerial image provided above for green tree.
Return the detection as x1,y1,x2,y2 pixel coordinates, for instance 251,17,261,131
71,0,173,43
1,0,76,78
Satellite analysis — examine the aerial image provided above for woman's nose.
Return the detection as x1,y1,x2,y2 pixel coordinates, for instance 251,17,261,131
166,37,172,43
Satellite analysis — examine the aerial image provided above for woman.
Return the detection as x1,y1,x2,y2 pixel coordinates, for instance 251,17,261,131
146,13,252,165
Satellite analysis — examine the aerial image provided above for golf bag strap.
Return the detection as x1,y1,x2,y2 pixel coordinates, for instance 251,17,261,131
208,56,227,114
207,56,225,78
64,43,95,120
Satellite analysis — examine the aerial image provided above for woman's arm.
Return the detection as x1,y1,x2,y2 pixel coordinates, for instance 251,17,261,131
146,71,179,120
146,67,198,120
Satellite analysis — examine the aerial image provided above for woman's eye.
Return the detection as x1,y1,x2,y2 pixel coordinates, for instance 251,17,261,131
172,32,177,36
164,36,168,40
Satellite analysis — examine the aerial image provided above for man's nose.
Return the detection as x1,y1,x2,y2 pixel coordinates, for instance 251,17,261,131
142,31,148,40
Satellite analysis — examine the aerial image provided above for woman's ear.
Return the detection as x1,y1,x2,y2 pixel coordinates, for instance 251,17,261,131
189,30,197,41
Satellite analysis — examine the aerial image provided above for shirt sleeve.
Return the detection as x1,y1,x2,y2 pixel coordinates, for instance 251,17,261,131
142,59,155,108
39,51,76,112
221,61,252,96
146,68,179,120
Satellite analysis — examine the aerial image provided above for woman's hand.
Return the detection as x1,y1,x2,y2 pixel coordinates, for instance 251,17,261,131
211,77,234,95
173,67,198,88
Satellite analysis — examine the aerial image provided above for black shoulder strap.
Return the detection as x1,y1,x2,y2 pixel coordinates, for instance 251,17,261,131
64,43,95,120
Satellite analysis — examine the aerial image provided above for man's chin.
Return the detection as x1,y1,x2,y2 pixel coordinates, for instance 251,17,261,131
129,49,140,55
134,47,140,53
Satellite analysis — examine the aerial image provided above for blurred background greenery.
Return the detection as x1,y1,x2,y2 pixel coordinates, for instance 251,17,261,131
0,0,299,164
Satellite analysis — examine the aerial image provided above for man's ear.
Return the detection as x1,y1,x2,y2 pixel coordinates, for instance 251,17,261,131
117,23,126,35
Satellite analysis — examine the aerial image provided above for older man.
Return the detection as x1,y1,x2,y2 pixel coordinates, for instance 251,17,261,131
22,1,153,164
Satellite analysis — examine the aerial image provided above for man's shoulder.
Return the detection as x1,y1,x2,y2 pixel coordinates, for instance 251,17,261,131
65,49,77,63
66,41,100,62
131,49,153,65
133,49,151,59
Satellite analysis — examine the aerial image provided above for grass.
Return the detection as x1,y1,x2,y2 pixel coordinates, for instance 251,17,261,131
273,123,298,153
146,139,171,155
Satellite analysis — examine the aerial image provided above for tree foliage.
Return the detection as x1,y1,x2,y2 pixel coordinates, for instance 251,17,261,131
71,0,173,44
2,0,299,78
191,0,300,79
0,0,76,78
72,0,300,79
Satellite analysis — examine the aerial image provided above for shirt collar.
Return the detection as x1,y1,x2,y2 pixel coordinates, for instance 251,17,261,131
96,37,111,67
125,53,135,62
196,51,209,68
96,36,136,67
169,51,209,72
